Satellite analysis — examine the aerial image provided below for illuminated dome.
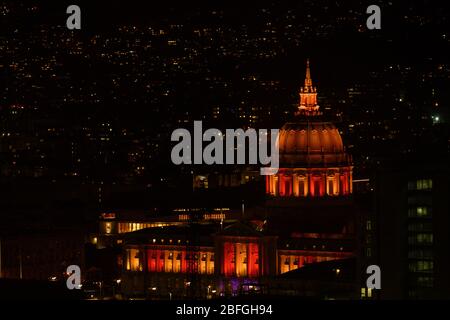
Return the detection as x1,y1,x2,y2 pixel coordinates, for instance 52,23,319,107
277,121,351,167
266,59,353,198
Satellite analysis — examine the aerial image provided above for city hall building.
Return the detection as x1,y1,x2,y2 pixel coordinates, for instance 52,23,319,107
96,61,360,299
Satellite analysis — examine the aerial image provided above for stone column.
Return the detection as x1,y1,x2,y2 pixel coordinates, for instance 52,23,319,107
293,173,299,197
274,176,279,196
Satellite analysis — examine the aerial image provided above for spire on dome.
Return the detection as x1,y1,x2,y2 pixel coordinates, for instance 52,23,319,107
304,58,312,88
296,59,321,116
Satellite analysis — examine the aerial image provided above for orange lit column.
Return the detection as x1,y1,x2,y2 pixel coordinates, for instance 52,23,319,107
274,176,279,196
223,242,235,276
270,175,275,195
344,173,349,195
160,249,165,271
340,174,346,195
181,250,187,273
343,172,348,194
279,174,285,196
299,256,304,268
147,249,156,272
289,255,296,270
234,243,238,276
207,252,213,274
235,243,241,276
165,251,171,273
151,249,156,271
308,173,314,197
258,242,264,276
293,174,299,196
334,172,340,195
244,243,249,277
247,243,259,277
303,174,309,196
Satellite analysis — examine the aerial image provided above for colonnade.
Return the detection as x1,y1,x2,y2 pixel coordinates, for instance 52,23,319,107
266,168,352,197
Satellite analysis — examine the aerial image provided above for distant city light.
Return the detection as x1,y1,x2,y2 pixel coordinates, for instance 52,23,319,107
433,115,440,124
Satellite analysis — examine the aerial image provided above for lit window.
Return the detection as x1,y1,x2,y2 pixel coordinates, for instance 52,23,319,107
409,260,434,273
408,206,432,218
408,249,433,259
417,179,433,190
409,179,433,190
408,233,433,245
361,288,366,298
417,207,428,216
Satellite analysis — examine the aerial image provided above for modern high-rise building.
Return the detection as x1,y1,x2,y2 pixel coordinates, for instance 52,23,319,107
376,157,450,299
